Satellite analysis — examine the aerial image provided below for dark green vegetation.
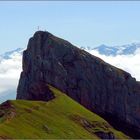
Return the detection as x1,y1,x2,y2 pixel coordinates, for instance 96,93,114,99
0,85,129,139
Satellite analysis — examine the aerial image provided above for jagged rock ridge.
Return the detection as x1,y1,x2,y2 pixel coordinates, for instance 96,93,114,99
17,31,140,138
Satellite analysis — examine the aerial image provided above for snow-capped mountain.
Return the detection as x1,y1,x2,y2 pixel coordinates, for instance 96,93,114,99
82,43,140,56
2,42,140,60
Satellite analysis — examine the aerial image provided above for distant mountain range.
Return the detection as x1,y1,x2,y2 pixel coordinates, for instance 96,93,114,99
1,43,140,61
81,43,140,56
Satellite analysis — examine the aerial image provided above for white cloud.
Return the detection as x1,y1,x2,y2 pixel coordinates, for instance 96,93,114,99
87,49,140,81
0,52,22,102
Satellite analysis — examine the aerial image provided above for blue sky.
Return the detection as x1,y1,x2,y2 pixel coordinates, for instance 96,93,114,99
0,1,140,53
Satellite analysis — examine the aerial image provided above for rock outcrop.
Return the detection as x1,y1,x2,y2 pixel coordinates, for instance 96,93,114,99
17,31,140,137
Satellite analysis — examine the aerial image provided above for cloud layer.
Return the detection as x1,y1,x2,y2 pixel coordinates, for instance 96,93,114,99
87,48,140,81
0,51,22,102
0,47,140,102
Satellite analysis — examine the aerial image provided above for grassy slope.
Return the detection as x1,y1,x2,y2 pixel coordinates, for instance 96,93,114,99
0,85,129,139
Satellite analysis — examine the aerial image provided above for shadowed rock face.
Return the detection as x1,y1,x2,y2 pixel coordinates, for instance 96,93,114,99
17,31,140,137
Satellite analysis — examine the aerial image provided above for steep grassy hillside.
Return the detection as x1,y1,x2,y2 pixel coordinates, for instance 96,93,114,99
0,85,129,139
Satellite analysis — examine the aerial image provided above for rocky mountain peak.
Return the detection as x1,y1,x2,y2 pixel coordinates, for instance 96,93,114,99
17,31,140,138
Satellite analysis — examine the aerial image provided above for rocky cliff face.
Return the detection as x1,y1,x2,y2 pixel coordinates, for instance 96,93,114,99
17,31,140,137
